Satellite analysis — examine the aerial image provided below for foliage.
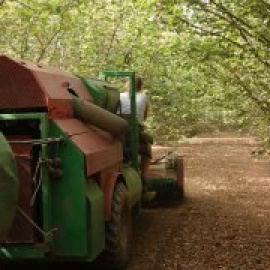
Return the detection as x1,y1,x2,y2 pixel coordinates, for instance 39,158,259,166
154,0,270,140
0,0,269,143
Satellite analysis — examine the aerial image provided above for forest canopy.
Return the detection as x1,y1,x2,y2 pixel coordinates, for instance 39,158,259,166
0,0,269,143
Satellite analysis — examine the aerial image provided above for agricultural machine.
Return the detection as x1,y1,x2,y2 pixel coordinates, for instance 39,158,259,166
0,55,184,268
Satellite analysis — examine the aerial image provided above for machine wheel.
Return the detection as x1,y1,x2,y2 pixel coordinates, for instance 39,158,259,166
0,133,18,244
103,182,132,269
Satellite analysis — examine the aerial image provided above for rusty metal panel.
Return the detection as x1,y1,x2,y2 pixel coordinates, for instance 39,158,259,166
54,119,123,175
2,55,93,102
6,135,35,243
72,133,122,175
48,98,74,119
33,67,92,102
0,55,92,118
54,118,91,136
0,56,47,110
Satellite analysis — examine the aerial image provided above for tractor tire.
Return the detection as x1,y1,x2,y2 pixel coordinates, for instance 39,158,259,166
0,133,18,244
103,182,132,269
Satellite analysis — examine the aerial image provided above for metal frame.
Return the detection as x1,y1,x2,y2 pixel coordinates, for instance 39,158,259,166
100,71,139,170
0,113,50,259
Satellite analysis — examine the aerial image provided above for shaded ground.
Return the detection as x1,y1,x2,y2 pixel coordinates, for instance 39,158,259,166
127,132,270,270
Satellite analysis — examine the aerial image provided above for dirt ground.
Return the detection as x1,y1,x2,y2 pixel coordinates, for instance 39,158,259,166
127,132,270,270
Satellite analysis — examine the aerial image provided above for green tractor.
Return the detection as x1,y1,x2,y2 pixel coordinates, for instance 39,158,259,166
0,55,184,268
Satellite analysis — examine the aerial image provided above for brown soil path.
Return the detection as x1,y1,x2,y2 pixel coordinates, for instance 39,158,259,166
127,133,270,270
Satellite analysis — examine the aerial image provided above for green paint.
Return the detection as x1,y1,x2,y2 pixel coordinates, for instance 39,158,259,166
49,121,88,257
0,113,45,121
86,179,105,261
145,178,183,202
40,114,51,235
122,167,142,207
0,245,44,259
77,75,120,113
78,75,108,107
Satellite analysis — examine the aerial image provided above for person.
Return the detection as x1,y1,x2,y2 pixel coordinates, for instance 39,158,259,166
119,76,155,201
120,76,149,125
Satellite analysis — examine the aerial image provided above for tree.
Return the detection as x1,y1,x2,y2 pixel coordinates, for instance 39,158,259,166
0,0,268,142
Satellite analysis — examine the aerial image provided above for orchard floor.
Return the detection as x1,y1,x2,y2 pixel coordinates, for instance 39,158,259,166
1,132,270,270
127,132,270,270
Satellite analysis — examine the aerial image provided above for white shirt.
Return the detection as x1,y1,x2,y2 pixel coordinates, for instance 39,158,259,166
119,91,148,124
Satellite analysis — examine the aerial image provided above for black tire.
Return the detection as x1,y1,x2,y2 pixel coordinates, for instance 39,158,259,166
102,182,132,269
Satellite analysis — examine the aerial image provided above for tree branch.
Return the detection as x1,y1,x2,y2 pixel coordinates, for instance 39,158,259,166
238,28,270,68
197,0,270,47
234,73,270,114
122,29,142,65
20,15,38,58
258,0,270,11
104,13,124,62
209,0,253,30
36,28,63,63
175,15,245,49
10,0,34,10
